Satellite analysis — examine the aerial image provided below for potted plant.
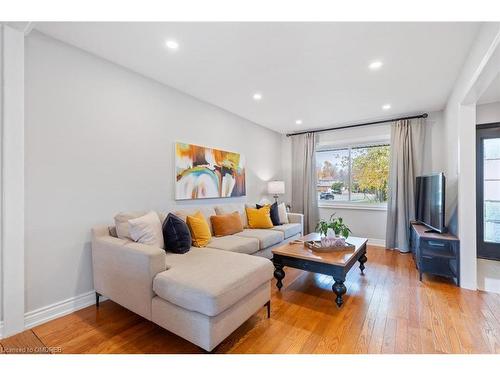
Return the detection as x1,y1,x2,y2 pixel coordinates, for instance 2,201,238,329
315,213,352,247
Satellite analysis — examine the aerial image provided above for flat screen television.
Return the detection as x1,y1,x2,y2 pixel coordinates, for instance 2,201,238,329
415,173,446,233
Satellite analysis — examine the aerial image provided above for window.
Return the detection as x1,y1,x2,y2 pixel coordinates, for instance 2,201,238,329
316,144,390,206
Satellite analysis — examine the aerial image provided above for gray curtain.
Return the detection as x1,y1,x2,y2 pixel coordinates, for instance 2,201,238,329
291,132,319,234
386,118,425,252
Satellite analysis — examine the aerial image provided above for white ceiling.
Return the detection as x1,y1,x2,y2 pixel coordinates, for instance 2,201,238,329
478,73,500,105
34,22,480,134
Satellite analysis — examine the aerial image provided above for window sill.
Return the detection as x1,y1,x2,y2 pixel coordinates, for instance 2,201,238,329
318,203,388,211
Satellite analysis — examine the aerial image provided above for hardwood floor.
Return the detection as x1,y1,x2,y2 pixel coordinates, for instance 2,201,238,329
2,245,500,354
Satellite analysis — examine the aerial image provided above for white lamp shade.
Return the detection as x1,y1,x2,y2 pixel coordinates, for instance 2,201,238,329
268,181,285,195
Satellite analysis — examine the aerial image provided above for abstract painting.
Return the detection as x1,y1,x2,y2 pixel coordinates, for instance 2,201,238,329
175,142,246,200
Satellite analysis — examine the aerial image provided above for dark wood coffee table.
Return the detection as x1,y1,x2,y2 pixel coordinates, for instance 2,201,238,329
272,233,368,307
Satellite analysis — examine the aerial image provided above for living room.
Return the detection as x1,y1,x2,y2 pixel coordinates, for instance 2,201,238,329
1,0,500,371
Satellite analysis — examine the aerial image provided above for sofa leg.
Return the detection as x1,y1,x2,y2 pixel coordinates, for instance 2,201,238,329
95,292,101,308
265,300,271,318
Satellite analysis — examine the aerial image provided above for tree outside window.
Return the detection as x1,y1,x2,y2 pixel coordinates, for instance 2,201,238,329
316,144,390,204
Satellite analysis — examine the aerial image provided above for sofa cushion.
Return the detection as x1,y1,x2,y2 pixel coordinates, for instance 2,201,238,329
208,235,259,255
234,229,284,249
154,248,273,316
162,213,192,254
271,223,302,239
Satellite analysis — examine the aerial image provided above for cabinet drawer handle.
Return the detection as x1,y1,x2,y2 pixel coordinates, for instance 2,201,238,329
427,241,446,247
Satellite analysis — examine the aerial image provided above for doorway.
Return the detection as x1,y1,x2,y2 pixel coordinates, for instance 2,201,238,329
476,123,500,260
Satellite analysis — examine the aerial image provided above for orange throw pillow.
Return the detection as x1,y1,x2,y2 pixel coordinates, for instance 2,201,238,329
245,206,274,229
186,211,212,247
210,212,244,237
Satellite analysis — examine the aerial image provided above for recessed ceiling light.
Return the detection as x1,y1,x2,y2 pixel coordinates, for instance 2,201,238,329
382,104,391,110
253,93,262,101
166,40,179,50
369,60,383,70
295,119,303,125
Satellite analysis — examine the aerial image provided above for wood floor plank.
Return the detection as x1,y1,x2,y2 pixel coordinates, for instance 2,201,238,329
354,251,391,353
367,249,396,353
0,330,49,354
4,246,500,354
381,317,397,353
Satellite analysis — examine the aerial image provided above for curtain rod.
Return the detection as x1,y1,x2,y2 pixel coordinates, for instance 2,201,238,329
285,113,428,137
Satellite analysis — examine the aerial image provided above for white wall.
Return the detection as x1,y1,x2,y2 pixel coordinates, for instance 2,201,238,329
423,111,447,175
476,101,500,293
24,31,284,313
282,111,446,245
477,101,500,124
318,207,387,245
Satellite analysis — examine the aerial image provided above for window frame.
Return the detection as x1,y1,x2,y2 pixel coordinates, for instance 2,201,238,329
316,142,390,211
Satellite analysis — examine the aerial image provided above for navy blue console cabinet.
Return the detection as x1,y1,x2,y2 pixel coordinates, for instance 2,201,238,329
409,222,460,286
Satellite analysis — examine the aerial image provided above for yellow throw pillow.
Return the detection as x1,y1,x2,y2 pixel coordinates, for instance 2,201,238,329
186,211,212,247
245,206,274,229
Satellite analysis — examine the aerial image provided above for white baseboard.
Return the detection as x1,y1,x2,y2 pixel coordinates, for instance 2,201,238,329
367,238,386,247
24,290,105,330
0,321,4,339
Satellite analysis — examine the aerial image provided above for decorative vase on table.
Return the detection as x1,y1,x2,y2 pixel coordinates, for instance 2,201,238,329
320,236,346,248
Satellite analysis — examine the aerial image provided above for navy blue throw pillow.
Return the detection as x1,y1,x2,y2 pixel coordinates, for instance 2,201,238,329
162,213,192,254
256,202,281,226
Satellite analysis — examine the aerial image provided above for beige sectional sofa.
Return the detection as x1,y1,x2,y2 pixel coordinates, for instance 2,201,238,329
91,203,303,351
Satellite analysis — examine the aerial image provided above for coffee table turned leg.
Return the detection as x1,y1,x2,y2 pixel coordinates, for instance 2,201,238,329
332,279,347,307
359,252,367,275
273,263,285,291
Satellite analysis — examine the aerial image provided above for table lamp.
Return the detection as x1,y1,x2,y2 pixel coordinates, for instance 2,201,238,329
267,181,285,203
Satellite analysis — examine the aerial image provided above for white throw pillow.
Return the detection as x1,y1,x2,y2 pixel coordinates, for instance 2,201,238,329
114,211,148,240
128,211,164,249
277,203,289,224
